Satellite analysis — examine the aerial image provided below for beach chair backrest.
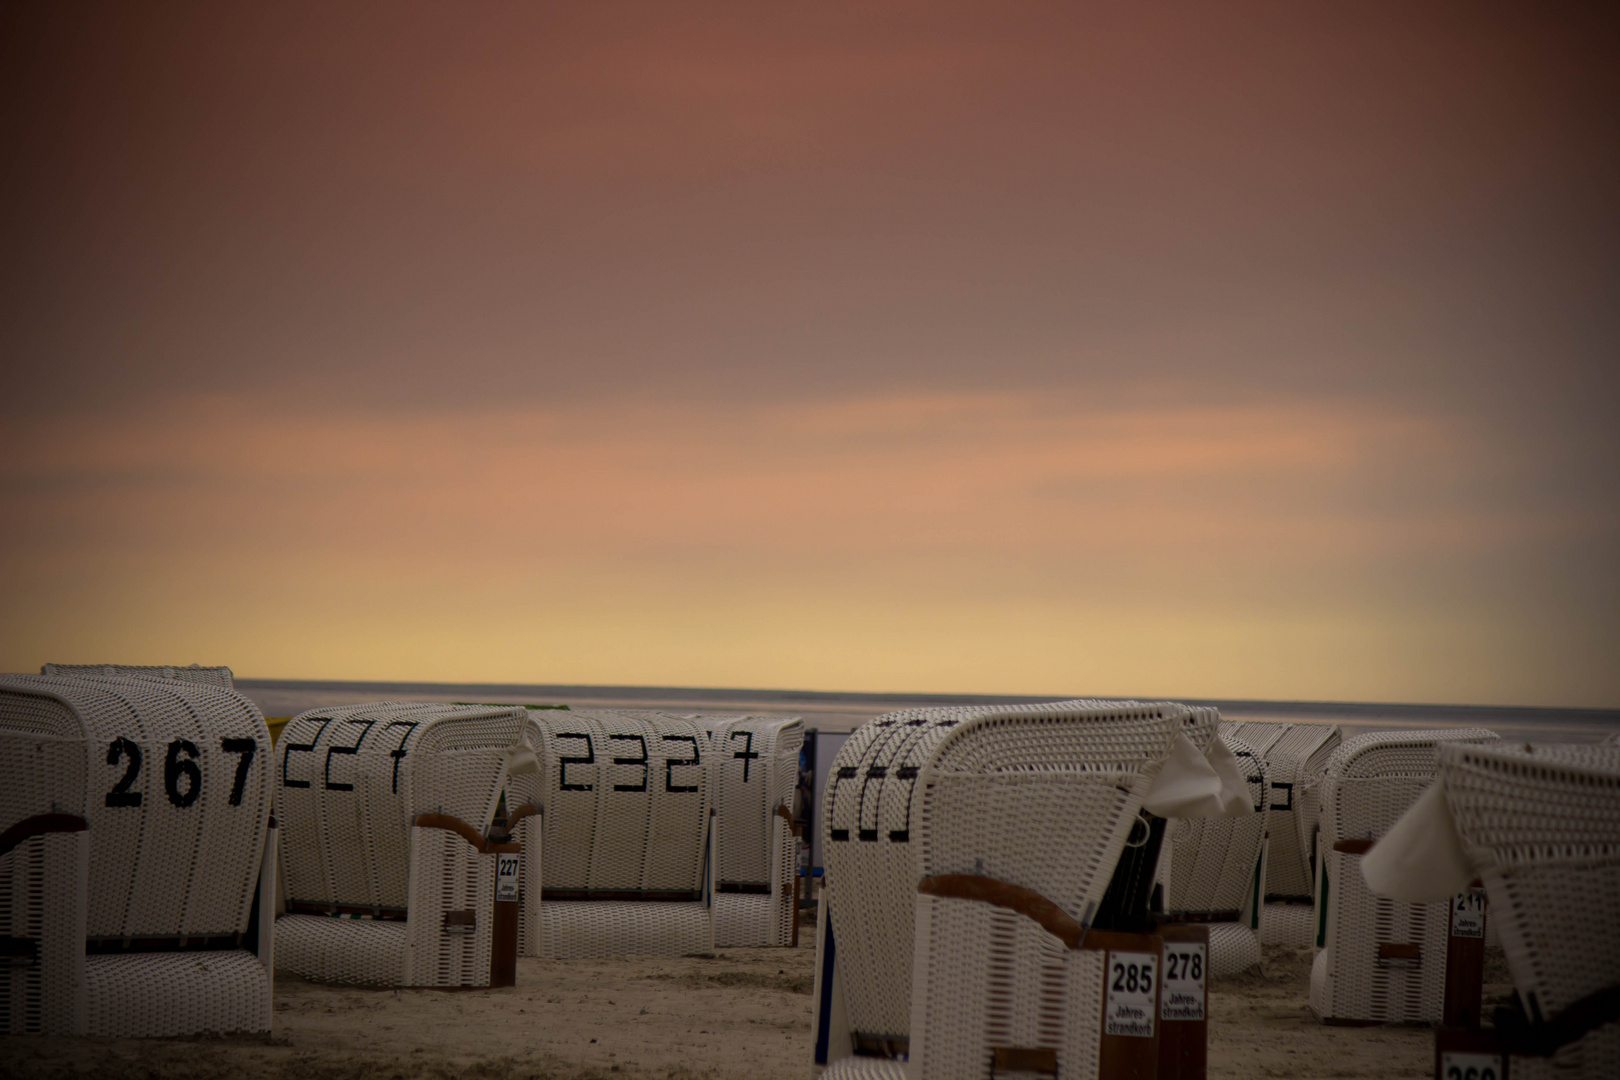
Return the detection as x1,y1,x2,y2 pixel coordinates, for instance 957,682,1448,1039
703,715,803,889
1319,729,1498,850
1309,727,1499,1024
41,663,235,690
525,709,711,896
0,673,271,939
1167,731,1269,919
1439,742,1620,1025
276,702,527,911
822,699,1191,1045
1223,720,1339,899
901,704,1195,1078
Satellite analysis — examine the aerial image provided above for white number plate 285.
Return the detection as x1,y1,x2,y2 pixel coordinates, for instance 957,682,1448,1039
1105,951,1157,1037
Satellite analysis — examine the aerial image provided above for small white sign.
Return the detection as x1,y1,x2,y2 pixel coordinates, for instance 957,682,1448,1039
1439,1050,1503,1080
1451,890,1485,939
496,853,520,903
1105,951,1157,1037
1161,942,1206,1021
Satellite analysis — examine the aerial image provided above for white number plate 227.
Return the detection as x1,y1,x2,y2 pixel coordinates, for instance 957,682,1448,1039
496,853,520,903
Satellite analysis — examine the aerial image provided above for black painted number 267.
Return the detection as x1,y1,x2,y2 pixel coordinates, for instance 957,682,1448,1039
103,736,258,808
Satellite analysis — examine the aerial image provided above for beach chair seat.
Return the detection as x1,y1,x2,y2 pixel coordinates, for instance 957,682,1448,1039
520,709,714,958
1162,731,1268,975
1417,743,1620,1079
813,699,1241,1076
1223,720,1340,947
701,715,804,948
273,702,530,987
0,671,274,1036
1307,728,1498,1025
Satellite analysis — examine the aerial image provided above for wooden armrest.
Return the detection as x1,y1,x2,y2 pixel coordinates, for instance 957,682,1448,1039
918,874,1084,949
414,813,493,852
1332,838,1375,855
774,803,801,837
507,802,541,828
0,813,88,860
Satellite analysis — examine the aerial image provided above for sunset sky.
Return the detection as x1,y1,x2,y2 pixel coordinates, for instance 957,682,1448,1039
3,3,1617,706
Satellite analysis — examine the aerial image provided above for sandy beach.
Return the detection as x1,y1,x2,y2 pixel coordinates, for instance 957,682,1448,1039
2,916,1514,1080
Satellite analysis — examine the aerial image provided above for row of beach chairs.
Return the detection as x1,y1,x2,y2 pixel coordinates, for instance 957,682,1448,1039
0,664,802,1035
4,664,1616,1078
808,704,1619,1079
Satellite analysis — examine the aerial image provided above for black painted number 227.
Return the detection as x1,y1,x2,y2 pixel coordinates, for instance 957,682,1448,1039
103,736,258,808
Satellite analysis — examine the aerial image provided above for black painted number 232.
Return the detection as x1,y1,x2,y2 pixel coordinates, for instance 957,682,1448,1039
104,736,257,808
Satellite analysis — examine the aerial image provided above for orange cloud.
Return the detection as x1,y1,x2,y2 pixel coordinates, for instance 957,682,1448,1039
2,389,1614,705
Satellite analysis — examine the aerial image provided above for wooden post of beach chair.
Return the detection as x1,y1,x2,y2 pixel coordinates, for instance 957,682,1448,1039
1157,924,1209,1080
1308,728,1499,1026
1161,732,1268,976
812,699,1224,1078
521,709,714,958
0,671,274,1036
273,702,530,987
1442,883,1488,1029
1436,742,1620,1080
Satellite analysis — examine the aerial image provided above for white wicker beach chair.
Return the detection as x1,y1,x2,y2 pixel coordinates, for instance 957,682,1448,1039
0,672,275,1036
1163,731,1268,976
1427,742,1620,1079
813,700,1236,1076
518,709,714,959
1222,720,1340,947
702,715,804,948
1307,728,1498,1025
40,662,236,690
273,702,531,988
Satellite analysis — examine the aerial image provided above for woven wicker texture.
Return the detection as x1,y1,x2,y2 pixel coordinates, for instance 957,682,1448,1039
820,700,1193,1051
83,951,270,1037
0,672,274,1036
276,820,502,986
275,914,410,984
907,895,1108,1080
522,709,714,958
897,703,1195,1077
41,663,235,689
0,674,272,939
701,714,802,947
1165,732,1269,974
277,702,524,911
1261,902,1316,947
1309,728,1499,1024
820,1059,907,1080
1438,742,1620,1079
0,829,88,1035
274,702,524,987
1223,721,1340,901
538,899,711,959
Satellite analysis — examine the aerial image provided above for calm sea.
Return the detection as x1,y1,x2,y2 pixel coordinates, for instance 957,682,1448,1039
236,679,1619,743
